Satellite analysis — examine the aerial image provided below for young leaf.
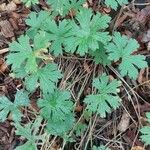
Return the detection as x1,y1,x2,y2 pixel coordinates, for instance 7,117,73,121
25,63,62,94
92,145,110,150
14,117,44,150
65,8,111,56
26,11,51,38
105,0,128,10
21,0,39,7
37,90,73,121
0,90,29,122
105,32,147,79
84,74,121,118
44,19,72,56
6,32,49,74
140,112,150,145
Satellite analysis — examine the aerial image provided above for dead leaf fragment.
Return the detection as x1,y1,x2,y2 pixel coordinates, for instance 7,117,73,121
117,112,130,132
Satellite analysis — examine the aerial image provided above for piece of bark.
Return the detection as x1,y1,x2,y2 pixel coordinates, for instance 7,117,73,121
0,20,14,38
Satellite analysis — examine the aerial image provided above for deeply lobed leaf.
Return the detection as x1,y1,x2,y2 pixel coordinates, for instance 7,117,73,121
106,32,147,79
84,74,121,118
37,90,73,121
105,0,128,10
65,8,111,55
140,112,150,145
25,63,62,94
47,0,86,16
0,90,29,122
21,0,39,7
7,32,49,74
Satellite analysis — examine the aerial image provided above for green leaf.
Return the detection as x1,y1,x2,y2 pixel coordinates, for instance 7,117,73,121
105,32,147,79
47,0,67,16
37,90,73,121
90,43,111,65
44,19,72,56
92,145,110,150
15,141,36,150
7,32,49,74
47,0,86,16
84,74,121,118
14,117,44,150
140,112,150,145
74,122,87,136
21,0,39,7
25,63,62,94
46,113,75,136
26,11,51,38
65,8,111,56
105,0,128,10
0,90,29,122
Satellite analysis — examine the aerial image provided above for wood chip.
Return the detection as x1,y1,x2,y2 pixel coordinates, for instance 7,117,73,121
6,1,17,12
117,112,130,132
131,146,145,150
0,20,14,38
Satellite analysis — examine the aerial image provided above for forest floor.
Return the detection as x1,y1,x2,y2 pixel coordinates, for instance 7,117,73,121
0,0,150,150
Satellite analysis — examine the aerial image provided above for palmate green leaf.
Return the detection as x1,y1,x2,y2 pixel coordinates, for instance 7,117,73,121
84,74,121,118
105,32,148,79
0,90,29,122
44,19,72,56
26,11,51,38
25,63,62,94
37,90,73,121
90,43,111,65
14,117,44,150
105,0,128,10
7,32,49,74
47,0,86,16
47,0,67,16
140,112,150,145
37,90,74,136
92,145,110,150
46,113,75,136
65,8,111,56
21,0,39,7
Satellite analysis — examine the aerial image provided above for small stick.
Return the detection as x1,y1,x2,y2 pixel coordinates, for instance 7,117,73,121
0,48,9,55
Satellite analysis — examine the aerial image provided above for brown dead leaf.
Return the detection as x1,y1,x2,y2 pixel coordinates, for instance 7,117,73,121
0,20,14,38
75,104,83,112
131,146,145,150
117,112,130,132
